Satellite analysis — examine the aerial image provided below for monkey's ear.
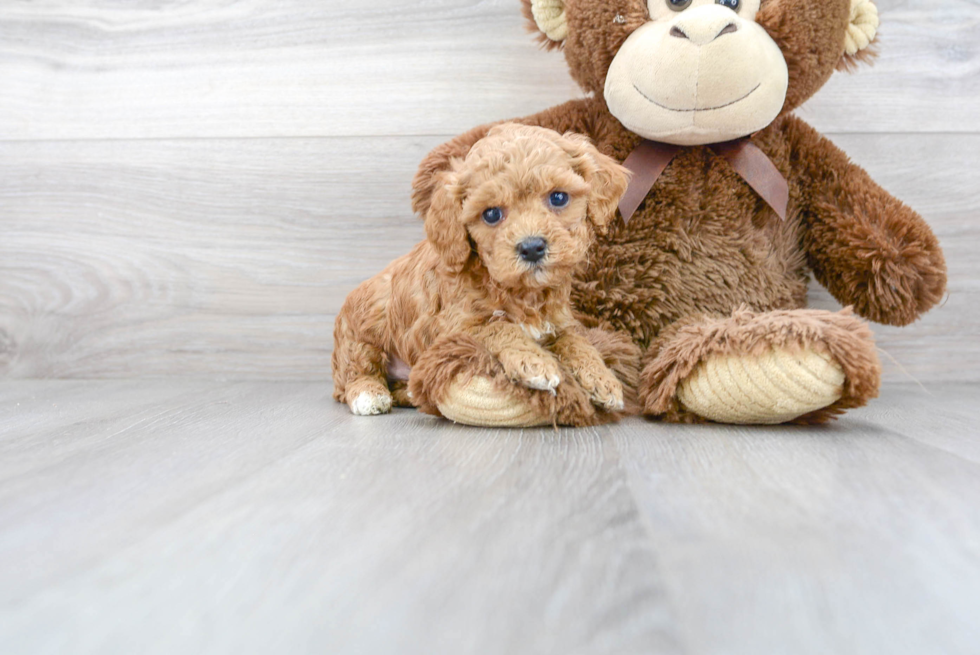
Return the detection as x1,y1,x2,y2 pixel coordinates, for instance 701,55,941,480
522,0,567,49
425,172,472,273
838,0,879,71
559,133,631,235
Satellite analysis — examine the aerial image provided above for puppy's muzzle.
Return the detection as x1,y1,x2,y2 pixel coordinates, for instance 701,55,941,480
517,237,548,264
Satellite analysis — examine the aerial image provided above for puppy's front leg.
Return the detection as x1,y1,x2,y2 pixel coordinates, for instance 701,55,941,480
552,331,625,411
474,323,561,393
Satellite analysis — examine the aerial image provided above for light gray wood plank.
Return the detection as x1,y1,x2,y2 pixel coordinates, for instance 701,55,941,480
615,392,980,655
0,0,584,141
0,380,680,655
2,380,979,654
847,383,980,464
0,1,976,140
1,132,977,381
0,136,435,379
0,379,220,482
796,2,980,133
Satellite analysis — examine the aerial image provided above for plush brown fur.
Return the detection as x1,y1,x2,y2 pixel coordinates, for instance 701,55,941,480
333,124,633,421
412,0,946,424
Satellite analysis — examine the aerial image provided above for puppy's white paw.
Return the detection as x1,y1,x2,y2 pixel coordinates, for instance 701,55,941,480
524,373,561,393
581,371,624,411
596,393,625,412
500,351,562,394
349,392,392,416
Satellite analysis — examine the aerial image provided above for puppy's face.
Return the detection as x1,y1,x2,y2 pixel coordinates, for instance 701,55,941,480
425,125,630,290
462,150,593,290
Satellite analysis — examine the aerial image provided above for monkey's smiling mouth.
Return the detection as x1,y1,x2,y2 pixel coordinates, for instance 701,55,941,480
633,83,761,113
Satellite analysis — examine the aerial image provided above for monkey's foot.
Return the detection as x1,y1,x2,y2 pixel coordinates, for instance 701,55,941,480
641,307,881,425
676,347,845,425
409,329,640,428
438,375,552,428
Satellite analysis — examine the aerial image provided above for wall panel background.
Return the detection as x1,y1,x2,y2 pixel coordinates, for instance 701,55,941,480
1,0,977,381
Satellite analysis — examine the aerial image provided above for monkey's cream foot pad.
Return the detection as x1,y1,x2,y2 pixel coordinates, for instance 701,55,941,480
437,376,551,428
677,347,845,425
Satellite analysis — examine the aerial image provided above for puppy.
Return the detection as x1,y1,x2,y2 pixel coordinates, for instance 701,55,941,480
332,123,631,417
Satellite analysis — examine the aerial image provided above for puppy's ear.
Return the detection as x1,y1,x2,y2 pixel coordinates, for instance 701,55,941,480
412,124,495,217
425,172,472,273
559,133,631,235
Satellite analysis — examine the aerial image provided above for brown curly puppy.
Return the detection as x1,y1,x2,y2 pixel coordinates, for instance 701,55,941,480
332,123,631,418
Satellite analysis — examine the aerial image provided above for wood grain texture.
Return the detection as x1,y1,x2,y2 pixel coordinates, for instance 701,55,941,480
2,3,977,651
2,133,977,381
1,379,978,654
0,0,977,140
614,386,980,655
0,136,433,378
0,380,680,655
1,0,977,381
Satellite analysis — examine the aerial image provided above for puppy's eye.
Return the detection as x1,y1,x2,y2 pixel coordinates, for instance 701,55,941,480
482,207,504,225
667,0,693,11
716,0,740,10
548,191,570,209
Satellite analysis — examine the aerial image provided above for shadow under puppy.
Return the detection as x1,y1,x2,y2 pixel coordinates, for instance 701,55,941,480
332,123,634,424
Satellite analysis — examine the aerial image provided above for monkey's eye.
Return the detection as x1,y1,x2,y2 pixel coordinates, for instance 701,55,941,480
482,207,504,225
716,0,740,10
667,0,693,11
548,191,570,209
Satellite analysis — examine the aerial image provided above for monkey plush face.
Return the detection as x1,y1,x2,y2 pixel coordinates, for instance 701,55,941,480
523,0,879,145
604,0,788,146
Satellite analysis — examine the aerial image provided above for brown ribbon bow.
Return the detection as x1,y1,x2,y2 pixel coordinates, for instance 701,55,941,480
618,137,789,224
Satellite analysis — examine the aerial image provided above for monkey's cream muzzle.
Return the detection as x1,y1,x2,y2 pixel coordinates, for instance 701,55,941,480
604,4,789,147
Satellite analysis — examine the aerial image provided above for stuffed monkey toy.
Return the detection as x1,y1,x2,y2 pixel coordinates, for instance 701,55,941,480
409,0,946,426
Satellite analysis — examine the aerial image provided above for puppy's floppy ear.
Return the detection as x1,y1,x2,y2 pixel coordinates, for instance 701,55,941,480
412,124,496,217
425,171,472,273
559,132,631,235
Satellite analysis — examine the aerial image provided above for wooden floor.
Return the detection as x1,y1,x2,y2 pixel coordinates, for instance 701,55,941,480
2,380,978,655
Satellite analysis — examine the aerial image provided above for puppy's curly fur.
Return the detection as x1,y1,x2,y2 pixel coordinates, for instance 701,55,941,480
332,124,633,422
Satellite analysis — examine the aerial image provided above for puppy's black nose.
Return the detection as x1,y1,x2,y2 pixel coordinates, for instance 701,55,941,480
517,237,548,263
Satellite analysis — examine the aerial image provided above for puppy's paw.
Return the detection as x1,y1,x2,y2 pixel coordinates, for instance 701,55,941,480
500,351,562,393
579,368,625,412
524,372,562,393
349,391,393,416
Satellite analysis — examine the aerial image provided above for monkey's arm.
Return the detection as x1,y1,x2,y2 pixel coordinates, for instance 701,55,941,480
411,98,599,216
781,115,946,326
